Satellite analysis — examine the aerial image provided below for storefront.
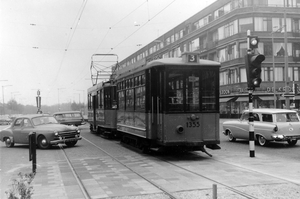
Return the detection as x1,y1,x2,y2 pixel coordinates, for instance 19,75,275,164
220,83,299,118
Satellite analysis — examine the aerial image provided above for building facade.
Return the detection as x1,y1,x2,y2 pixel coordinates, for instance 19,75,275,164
118,0,300,118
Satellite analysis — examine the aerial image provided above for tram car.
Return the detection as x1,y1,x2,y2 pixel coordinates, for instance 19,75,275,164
88,52,221,155
87,81,118,138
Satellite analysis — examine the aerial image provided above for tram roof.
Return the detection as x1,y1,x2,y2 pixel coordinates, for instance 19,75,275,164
147,57,220,67
114,53,220,80
87,80,113,93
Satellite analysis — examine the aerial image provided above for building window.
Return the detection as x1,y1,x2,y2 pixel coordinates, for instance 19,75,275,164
239,18,253,33
273,43,292,56
263,42,272,56
239,42,247,58
272,18,292,32
262,67,274,82
268,0,284,7
199,35,207,51
240,68,246,83
189,38,199,52
275,67,284,81
218,48,226,62
227,44,236,60
254,17,271,31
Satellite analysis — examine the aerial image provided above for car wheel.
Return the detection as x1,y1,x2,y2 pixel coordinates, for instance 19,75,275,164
5,138,14,148
37,135,51,149
287,139,297,146
257,135,269,146
65,141,77,147
228,131,236,142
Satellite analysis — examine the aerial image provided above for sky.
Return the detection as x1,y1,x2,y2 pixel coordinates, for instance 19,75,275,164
0,0,216,106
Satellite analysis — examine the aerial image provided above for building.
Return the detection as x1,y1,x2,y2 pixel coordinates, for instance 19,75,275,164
117,0,300,118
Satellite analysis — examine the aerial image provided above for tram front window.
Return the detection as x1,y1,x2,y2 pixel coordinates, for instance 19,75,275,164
168,73,184,112
167,69,217,112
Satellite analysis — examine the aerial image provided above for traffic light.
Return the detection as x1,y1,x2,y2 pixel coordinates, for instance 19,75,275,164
245,53,265,89
249,36,259,49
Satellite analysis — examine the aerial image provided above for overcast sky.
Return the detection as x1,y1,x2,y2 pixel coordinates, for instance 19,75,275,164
0,0,216,107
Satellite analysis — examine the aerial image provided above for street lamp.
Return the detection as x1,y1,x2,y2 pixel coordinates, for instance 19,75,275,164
271,25,285,108
2,85,12,115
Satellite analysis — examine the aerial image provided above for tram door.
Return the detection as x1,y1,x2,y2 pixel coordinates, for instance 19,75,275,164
148,68,164,140
92,94,97,130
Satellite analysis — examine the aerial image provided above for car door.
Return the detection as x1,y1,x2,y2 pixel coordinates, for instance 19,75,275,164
12,118,24,143
13,118,33,144
233,112,250,139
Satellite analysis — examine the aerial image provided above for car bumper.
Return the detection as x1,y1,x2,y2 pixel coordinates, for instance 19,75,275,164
271,135,300,141
50,136,82,145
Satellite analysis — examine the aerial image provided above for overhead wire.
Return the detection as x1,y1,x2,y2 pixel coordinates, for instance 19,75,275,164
72,0,148,88
46,0,88,101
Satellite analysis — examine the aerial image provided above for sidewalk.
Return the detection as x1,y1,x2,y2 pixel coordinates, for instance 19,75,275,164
1,122,300,199
1,146,300,199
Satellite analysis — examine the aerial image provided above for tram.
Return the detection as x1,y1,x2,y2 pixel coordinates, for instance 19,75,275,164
88,52,221,155
88,81,118,137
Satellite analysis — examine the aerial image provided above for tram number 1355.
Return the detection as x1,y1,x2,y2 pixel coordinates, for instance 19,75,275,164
186,121,200,128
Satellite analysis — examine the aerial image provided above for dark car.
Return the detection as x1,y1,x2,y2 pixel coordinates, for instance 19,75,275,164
53,111,85,126
0,114,82,149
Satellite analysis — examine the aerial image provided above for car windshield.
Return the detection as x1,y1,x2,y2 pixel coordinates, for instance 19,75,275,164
32,116,58,126
275,113,299,122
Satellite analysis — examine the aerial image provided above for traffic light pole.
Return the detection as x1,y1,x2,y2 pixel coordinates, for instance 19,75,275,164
247,30,255,158
248,89,255,157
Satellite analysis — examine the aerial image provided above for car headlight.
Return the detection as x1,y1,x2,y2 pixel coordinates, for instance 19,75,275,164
54,131,59,136
277,135,284,139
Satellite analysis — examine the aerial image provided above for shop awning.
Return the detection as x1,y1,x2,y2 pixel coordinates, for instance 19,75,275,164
235,96,249,102
259,96,276,101
280,95,300,100
219,97,235,103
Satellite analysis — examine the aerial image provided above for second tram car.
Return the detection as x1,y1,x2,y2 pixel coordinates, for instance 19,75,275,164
88,52,221,154
88,81,118,137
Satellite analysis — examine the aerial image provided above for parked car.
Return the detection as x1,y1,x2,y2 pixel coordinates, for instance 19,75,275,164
0,119,10,125
222,109,300,146
53,111,85,126
0,114,82,149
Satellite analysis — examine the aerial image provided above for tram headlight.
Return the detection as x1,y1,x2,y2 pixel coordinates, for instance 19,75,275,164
176,125,184,134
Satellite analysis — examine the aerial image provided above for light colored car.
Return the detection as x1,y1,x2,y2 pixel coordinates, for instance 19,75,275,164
53,111,85,126
0,114,82,149
222,109,300,146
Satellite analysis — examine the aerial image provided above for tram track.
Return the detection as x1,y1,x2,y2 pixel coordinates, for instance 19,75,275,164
58,133,298,199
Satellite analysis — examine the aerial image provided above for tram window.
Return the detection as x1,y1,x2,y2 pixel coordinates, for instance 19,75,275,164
135,86,145,110
141,75,145,85
166,68,218,112
126,89,134,110
118,91,125,110
186,72,200,112
201,70,217,111
167,72,184,112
